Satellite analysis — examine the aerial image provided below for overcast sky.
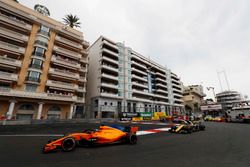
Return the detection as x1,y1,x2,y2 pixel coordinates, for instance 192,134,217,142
20,0,250,99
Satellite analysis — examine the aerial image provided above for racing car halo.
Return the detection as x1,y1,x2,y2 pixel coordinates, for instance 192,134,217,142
42,125,138,153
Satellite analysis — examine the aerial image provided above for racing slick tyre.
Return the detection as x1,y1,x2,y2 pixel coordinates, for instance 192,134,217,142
61,137,76,152
127,134,137,145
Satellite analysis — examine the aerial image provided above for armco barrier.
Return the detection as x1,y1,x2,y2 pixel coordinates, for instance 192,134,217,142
0,118,119,126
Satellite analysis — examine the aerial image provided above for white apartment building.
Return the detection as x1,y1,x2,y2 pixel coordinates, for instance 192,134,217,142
87,36,184,118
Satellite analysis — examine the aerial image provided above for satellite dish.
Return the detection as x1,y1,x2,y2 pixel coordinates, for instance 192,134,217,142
34,4,50,16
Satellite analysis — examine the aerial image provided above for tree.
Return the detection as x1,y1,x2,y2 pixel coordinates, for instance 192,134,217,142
63,14,81,28
34,4,50,16
13,0,19,3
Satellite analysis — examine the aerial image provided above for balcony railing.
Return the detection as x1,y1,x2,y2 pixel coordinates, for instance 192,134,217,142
102,56,118,65
51,55,81,69
37,30,50,37
53,46,81,59
0,13,32,31
34,40,48,49
131,61,147,70
29,64,42,70
0,71,18,81
100,92,121,98
101,73,118,81
49,68,80,80
80,57,88,63
132,74,148,82
55,35,82,49
0,56,22,68
79,77,87,82
102,64,119,73
25,77,40,83
0,41,25,54
132,82,148,89
46,80,78,90
102,48,118,58
100,83,118,89
131,67,147,76
0,27,29,42
0,88,78,102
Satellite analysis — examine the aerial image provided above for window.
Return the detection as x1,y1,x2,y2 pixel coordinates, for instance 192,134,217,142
104,102,107,106
30,59,43,69
39,25,50,36
33,47,45,57
19,104,34,110
110,102,113,106
25,84,37,92
28,71,40,78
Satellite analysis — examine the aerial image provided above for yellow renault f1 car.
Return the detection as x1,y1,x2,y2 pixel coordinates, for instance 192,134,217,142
42,125,138,153
169,124,193,134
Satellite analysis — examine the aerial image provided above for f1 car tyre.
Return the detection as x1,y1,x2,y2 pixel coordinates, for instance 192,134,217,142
127,134,137,144
61,137,76,152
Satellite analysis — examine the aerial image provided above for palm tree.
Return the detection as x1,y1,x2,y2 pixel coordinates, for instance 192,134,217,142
13,0,19,3
34,4,50,16
63,14,81,28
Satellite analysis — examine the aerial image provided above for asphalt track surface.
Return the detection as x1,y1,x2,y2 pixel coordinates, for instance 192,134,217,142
0,122,250,167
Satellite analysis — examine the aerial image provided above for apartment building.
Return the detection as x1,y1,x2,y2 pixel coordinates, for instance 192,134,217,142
0,0,89,120
182,85,206,114
216,90,242,111
87,36,184,118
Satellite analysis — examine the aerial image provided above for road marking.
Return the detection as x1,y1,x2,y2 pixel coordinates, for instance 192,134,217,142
0,134,64,137
136,127,171,136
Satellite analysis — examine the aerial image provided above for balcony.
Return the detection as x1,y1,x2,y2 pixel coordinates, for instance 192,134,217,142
172,83,182,89
0,27,29,42
102,64,119,73
102,48,118,58
173,93,183,98
47,93,77,102
0,56,22,68
103,40,118,50
156,89,168,94
132,74,148,82
101,73,118,81
155,71,166,78
46,80,78,90
79,76,87,82
101,56,118,65
0,71,18,81
132,82,148,89
0,13,32,31
51,55,81,69
132,89,153,97
25,77,40,84
156,83,168,89
81,50,88,56
156,77,166,83
131,61,147,70
34,40,48,50
131,67,147,76
0,41,25,55
0,88,78,102
173,87,182,93
100,92,121,99
100,83,118,90
53,45,81,60
80,57,88,63
76,97,85,103
154,94,168,100
55,35,82,49
77,86,86,92
49,68,80,80
79,67,87,73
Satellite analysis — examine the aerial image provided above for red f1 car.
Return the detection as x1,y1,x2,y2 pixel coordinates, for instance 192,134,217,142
42,125,138,153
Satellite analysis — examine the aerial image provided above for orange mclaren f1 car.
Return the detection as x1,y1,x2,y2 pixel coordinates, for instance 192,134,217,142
42,125,138,153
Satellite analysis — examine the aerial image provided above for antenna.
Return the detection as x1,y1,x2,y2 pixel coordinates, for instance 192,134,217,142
217,71,223,92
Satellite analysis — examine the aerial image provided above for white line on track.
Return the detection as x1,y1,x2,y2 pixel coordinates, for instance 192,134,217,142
136,131,156,136
0,134,64,137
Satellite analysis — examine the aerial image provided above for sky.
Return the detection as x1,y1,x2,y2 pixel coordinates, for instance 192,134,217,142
20,0,250,100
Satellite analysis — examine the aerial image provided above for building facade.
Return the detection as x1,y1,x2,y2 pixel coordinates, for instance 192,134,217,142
0,0,89,120
216,90,242,111
182,85,206,114
86,36,184,118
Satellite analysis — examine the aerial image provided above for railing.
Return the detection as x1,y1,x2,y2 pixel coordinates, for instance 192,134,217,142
0,41,25,54
0,27,29,41
51,55,80,68
34,40,48,48
0,71,18,81
0,56,22,67
25,77,40,82
55,35,82,49
29,64,42,69
0,13,32,30
37,30,50,37
46,80,77,89
53,46,81,59
49,68,79,78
